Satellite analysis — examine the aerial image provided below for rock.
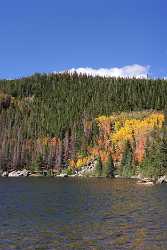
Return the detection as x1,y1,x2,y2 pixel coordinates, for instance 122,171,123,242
130,175,139,179
142,177,152,182
21,169,29,177
156,176,167,184
58,158,97,178
8,169,29,177
2,171,8,177
8,171,19,177
29,173,43,177
137,173,144,180
137,180,154,186
137,176,154,185
56,173,68,177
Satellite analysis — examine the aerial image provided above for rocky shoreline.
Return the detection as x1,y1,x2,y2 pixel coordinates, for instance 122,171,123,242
1,166,167,186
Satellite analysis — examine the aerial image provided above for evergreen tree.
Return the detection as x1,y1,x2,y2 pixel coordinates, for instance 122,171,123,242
30,154,43,172
159,138,167,170
140,117,167,179
159,109,167,170
140,140,164,179
0,73,167,172
120,140,134,177
95,157,102,177
102,154,115,177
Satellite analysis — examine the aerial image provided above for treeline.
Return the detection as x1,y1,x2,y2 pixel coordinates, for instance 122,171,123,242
0,73,167,173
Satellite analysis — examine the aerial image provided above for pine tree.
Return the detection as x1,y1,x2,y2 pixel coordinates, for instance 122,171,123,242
159,138,167,170
103,154,115,177
95,157,102,177
0,73,167,172
140,140,163,178
159,109,167,170
120,140,134,177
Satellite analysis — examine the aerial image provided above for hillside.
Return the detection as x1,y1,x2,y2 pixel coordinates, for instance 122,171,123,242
0,73,167,177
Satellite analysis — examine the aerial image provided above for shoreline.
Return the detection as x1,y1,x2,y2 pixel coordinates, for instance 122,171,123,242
1,170,167,185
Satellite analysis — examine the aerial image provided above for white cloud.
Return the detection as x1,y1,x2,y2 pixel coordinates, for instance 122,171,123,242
63,64,150,78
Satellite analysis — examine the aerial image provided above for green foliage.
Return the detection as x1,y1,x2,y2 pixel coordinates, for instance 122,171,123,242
159,108,167,169
140,125,167,179
0,73,167,172
95,157,103,177
102,154,115,177
30,154,43,172
120,140,134,177
159,138,167,169
30,161,40,173
140,143,163,179
66,167,73,176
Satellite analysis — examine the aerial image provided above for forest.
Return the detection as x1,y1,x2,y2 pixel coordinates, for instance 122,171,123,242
0,73,167,177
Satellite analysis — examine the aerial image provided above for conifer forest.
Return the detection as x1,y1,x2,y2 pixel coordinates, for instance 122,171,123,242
0,73,167,177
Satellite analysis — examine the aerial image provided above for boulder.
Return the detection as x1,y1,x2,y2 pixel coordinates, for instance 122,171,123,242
21,169,29,177
8,169,29,177
8,171,18,177
2,171,8,177
137,177,154,185
156,176,167,184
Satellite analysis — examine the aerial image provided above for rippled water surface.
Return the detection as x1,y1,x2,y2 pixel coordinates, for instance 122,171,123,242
0,178,167,250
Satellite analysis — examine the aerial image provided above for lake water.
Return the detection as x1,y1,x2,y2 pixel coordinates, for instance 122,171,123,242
0,178,167,250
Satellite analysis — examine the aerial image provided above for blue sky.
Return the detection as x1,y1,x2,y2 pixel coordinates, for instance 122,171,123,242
0,0,166,79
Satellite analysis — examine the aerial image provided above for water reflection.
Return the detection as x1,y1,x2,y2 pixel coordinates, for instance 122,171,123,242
0,178,167,249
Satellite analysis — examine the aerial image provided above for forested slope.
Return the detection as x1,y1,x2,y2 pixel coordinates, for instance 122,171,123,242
0,73,167,175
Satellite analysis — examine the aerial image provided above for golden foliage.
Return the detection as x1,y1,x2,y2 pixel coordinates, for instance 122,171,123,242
94,112,164,164
111,113,164,143
68,155,92,170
